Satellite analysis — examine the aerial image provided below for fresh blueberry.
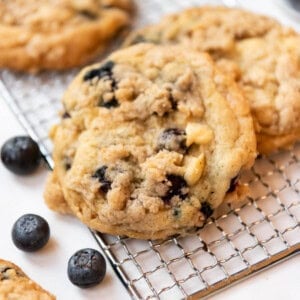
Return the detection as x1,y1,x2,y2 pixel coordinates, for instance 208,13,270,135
92,166,112,193
67,248,106,288
200,202,214,218
157,128,186,153
1,136,41,175
12,214,50,252
162,174,188,203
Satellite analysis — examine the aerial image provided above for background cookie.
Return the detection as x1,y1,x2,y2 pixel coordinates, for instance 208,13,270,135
125,6,300,153
0,0,133,72
0,258,55,299
45,44,256,239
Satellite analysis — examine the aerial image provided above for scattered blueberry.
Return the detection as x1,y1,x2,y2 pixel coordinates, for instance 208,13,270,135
200,202,214,218
157,128,186,153
92,166,112,193
12,214,50,252
1,136,41,175
162,174,188,203
68,248,106,288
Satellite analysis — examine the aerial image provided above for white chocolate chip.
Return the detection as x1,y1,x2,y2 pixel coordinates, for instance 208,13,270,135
184,154,205,185
186,123,213,146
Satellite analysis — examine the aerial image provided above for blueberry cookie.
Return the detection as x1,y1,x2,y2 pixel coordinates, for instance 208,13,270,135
125,6,300,153
0,259,55,299
0,0,133,72
45,44,256,239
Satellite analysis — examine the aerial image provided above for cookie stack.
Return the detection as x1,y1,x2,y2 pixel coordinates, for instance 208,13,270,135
43,6,300,239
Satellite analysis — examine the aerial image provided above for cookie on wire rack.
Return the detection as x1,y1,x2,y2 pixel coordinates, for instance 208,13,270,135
0,0,133,72
45,43,256,239
0,259,55,299
124,6,300,154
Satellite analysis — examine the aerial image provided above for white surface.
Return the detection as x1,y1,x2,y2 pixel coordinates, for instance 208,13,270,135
0,1,300,299
0,101,130,299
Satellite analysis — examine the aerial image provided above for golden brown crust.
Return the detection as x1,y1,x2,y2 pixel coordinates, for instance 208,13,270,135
0,259,55,300
45,44,256,239
125,6,300,153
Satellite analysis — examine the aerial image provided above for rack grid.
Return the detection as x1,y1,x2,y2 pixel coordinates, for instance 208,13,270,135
1,1,299,299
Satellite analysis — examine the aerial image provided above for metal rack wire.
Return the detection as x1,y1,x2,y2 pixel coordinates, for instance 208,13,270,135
0,0,299,299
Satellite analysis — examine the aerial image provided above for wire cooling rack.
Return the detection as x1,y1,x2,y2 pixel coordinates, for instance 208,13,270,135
1,0,300,299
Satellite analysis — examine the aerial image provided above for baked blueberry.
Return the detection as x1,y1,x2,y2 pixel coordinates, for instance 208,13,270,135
92,166,112,193
83,61,115,81
1,136,41,175
168,91,177,110
162,174,188,203
227,176,239,193
63,156,72,171
99,97,119,108
12,214,50,252
62,111,71,119
157,128,186,153
200,202,214,218
129,34,148,45
67,248,106,288
78,10,98,20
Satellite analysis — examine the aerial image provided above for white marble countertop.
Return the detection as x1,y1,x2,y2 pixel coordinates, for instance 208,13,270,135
0,1,299,299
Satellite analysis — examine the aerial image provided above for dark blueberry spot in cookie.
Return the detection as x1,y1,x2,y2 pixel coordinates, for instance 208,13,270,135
157,128,186,153
1,267,11,273
83,61,115,81
129,34,148,45
78,10,98,20
172,207,181,218
168,91,177,110
0,267,24,281
68,248,106,288
200,202,214,218
63,157,72,171
92,166,112,193
62,111,71,119
162,174,188,203
227,176,239,193
99,97,119,108
0,268,12,280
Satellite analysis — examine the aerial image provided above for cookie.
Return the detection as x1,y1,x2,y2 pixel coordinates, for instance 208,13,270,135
124,6,300,153
45,44,256,239
0,0,133,72
0,259,55,300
